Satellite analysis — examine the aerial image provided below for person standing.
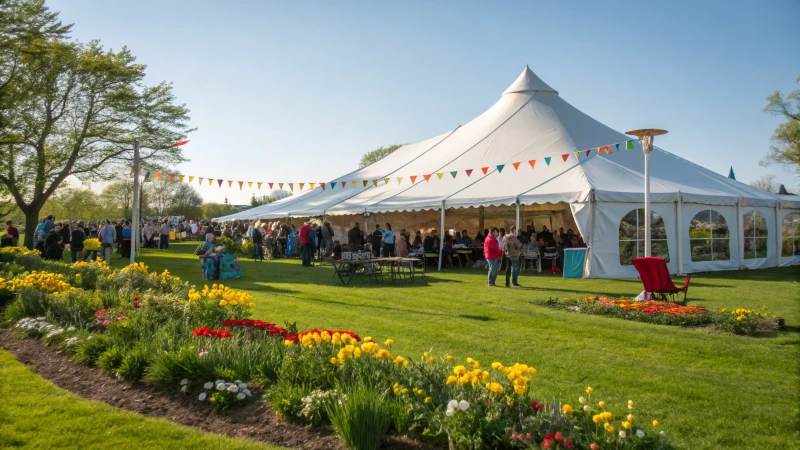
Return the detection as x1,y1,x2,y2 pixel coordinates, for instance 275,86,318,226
299,221,313,267
114,220,124,255
159,219,171,249
368,224,383,257
98,219,116,264
121,220,132,258
321,221,334,256
483,227,503,287
43,215,56,235
395,231,409,257
59,222,71,251
142,222,154,248
382,223,395,257
70,221,86,263
4,220,19,246
347,222,362,252
502,228,523,287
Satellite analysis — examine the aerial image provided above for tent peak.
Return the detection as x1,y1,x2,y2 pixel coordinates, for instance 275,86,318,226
503,65,559,96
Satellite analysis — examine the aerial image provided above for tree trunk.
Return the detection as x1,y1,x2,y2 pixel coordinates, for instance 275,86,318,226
23,205,42,249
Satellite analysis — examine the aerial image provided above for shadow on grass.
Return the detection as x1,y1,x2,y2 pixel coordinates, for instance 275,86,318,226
289,295,496,321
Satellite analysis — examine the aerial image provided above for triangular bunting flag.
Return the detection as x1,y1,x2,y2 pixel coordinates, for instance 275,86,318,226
561,154,569,162
423,174,432,182
342,181,347,188
257,182,262,190
585,150,590,157
481,167,489,175
173,140,189,147
268,182,273,189
168,173,176,181
528,160,536,168
397,177,403,184
227,180,233,188
198,177,203,184
466,169,474,176
289,183,294,191
363,180,368,187
512,162,521,170
372,180,378,187
156,171,163,180
615,143,620,151
352,181,357,187
605,145,611,153
179,175,184,183
450,171,457,178
299,183,304,191
497,164,505,173
606,150,614,155
310,183,315,190
247,181,253,188
237,181,243,190
278,183,284,189
544,157,552,166
217,179,223,187
574,152,580,160
626,140,635,149
189,176,194,183
207,178,212,186
436,173,444,180
319,183,324,190
384,178,390,185
597,147,603,155
410,175,417,184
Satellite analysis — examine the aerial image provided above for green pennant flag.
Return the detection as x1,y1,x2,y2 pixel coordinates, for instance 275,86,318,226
450,171,457,178
626,140,635,149
497,164,505,173
544,157,551,166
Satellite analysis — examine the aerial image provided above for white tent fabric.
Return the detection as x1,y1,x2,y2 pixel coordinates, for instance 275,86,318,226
216,66,799,277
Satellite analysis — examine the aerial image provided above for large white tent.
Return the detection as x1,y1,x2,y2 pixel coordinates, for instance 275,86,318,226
218,66,800,277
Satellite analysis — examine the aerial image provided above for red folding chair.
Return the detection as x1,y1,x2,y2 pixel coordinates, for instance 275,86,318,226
631,257,690,304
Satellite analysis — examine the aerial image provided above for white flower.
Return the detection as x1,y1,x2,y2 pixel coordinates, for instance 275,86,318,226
243,388,251,397
180,385,188,392
583,405,591,412
180,378,188,386
198,393,207,401
204,382,214,389
447,400,459,411
237,383,247,389
446,408,455,417
578,396,586,404
216,383,226,391
226,384,239,393
636,429,645,438
619,430,626,439
236,392,246,400
458,400,469,411
660,431,667,437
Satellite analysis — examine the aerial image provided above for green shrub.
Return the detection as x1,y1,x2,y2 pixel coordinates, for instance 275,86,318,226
74,334,112,367
326,383,391,450
117,345,151,384
145,346,215,390
266,378,311,419
40,260,71,276
14,288,48,319
15,253,42,271
44,290,102,329
97,346,127,375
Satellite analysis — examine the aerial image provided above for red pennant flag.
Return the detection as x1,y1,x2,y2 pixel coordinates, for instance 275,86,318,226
512,162,521,171
423,174,432,182
341,181,347,188
238,181,244,190
605,145,611,154
410,175,418,184
168,173,175,182
173,140,189,147
217,179,223,187
466,169,474,177
481,167,489,175
268,182,273,189
585,150,590,157
528,160,536,168
227,180,233,188
561,154,569,162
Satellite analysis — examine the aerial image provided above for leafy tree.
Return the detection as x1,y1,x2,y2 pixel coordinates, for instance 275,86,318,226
168,183,203,218
359,145,401,168
762,77,800,174
201,202,234,220
46,186,103,219
0,1,192,247
250,189,290,207
100,179,134,218
749,174,778,193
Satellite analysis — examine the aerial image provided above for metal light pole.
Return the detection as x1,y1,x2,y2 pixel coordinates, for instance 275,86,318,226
625,129,668,257
130,141,140,264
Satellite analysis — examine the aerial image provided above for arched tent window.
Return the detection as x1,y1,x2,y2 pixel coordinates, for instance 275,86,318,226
742,211,768,259
689,210,730,261
618,209,669,265
782,213,800,257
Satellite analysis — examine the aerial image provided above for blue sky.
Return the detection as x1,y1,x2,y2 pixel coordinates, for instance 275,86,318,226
51,0,800,204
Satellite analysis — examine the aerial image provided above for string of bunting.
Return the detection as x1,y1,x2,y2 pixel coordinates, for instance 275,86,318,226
149,139,636,192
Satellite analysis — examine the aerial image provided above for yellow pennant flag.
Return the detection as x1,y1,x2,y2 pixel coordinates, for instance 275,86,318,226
208,178,213,186
396,177,403,184
436,172,444,179
372,179,378,187
352,181,357,187
363,180,368,187
257,182,262,190
179,175,184,183
188,176,194,183
574,151,580,160
384,178,390,185
247,181,253,188
279,183,284,189
310,183,315,190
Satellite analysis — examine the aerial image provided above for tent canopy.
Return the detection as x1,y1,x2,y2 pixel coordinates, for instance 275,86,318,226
217,66,788,221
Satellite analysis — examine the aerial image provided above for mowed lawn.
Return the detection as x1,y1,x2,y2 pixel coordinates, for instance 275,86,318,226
11,241,800,449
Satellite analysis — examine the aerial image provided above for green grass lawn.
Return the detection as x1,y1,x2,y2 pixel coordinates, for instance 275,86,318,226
0,349,281,449
20,242,800,449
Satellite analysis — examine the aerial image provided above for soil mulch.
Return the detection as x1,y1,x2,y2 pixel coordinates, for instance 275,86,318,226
0,329,435,450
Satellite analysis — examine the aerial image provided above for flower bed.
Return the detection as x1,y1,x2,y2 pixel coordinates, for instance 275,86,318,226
544,297,779,334
0,250,674,449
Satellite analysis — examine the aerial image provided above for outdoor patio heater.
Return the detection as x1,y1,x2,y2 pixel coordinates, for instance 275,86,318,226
625,128,668,257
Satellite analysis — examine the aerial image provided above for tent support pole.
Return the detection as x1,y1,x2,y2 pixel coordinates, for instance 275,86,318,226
675,195,683,275
130,141,140,264
515,200,520,233
438,201,445,272
478,206,485,232
736,199,744,269
585,191,596,278
775,203,781,267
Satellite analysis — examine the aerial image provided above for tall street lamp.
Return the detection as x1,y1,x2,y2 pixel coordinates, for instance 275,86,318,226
625,128,668,257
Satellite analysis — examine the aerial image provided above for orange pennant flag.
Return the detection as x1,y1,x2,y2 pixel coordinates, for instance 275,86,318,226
156,171,163,180
512,162,521,170
225,180,232,187
528,160,536,168
238,181,244,190
561,154,569,162
423,174,432,182
299,183,304,191
597,147,603,155
310,183,315,190
189,176,194,183
396,177,403,184
410,175,418,184
481,167,489,175
247,181,253,188
342,181,347,188
320,183,325,190
217,179,223,187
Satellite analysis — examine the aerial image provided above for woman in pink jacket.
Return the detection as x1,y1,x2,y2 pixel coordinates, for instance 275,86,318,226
483,227,503,286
